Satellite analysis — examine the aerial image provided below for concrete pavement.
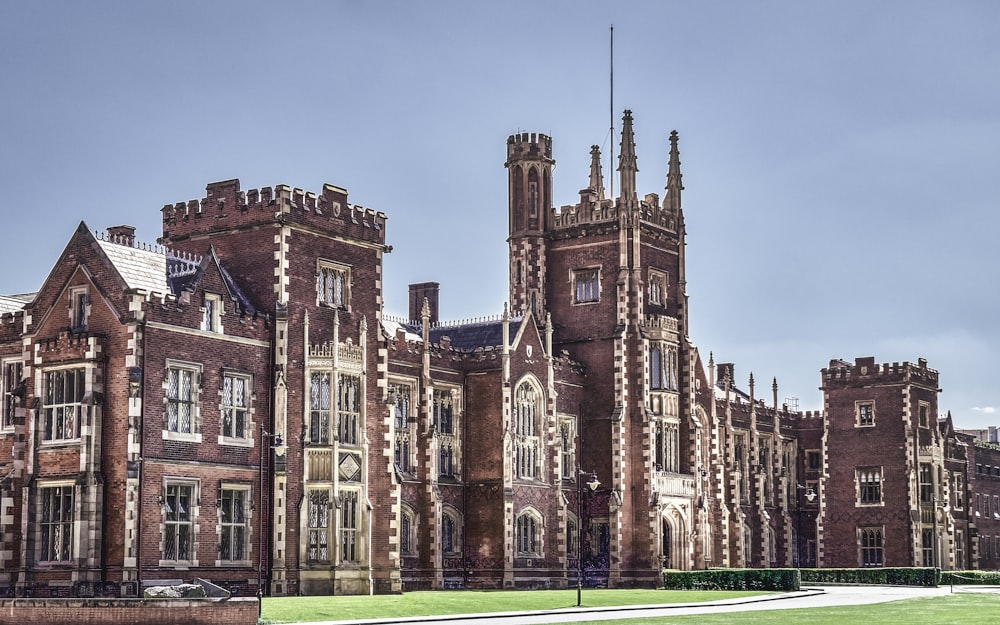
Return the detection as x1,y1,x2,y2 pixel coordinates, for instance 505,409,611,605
291,584,958,625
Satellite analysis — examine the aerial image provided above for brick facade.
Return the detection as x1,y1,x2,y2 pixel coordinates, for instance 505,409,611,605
0,111,993,599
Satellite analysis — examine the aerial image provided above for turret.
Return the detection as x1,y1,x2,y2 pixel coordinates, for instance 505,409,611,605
506,132,554,319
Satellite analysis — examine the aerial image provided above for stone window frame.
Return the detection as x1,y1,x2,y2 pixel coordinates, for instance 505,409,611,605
219,369,253,447
441,504,463,556
317,259,352,310
859,525,884,568
855,400,875,428
201,292,224,334
400,504,418,557
36,480,75,564
434,385,462,479
308,371,332,445
159,478,200,567
649,342,678,392
513,377,543,481
806,449,822,471
648,269,668,306
1,357,24,431
68,285,89,332
216,483,252,567
337,372,363,447
558,414,577,480
566,510,580,557
389,379,417,474
162,360,203,443
41,365,87,444
515,507,545,558
339,487,363,564
306,487,332,564
856,466,884,506
571,267,600,305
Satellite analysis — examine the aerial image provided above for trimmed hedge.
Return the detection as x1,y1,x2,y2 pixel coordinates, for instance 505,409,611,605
662,568,800,591
940,570,1000,585
799,567,940,587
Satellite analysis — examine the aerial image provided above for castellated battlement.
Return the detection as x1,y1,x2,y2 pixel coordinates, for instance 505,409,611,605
551,188,680,232
822,355,939,387
506,132,553,162
160,178,387,246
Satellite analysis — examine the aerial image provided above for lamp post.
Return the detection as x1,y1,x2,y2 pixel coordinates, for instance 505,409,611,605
577,470,600,607
257,428,284,616
795,485,816,567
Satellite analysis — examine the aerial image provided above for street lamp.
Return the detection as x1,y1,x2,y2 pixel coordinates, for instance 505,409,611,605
577,470,600,607
257,429,284,616
795,485,816,567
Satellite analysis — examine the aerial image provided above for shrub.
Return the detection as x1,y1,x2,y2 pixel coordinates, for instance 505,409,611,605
940,570,1000,585
662,568,800,591
799,567,939,587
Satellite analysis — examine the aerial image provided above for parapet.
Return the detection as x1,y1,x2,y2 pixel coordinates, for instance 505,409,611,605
506,133,553,164
160,178,387,246
822,356,939,388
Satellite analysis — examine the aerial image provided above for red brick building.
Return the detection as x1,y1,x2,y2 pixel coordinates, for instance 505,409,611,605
0,111,996,598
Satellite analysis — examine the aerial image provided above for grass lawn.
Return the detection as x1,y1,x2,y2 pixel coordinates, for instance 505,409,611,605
261,588,767,623
577,593,1000,625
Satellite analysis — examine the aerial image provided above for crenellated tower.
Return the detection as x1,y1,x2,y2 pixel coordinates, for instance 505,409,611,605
506,132,554,318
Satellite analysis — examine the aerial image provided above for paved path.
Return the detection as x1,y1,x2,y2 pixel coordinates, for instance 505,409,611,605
293,584,957,625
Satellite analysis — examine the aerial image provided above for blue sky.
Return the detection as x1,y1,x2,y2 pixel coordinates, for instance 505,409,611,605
2,1,997,425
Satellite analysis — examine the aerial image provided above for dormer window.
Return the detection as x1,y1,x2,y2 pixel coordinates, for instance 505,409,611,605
202,293,223,333
69,286,89,331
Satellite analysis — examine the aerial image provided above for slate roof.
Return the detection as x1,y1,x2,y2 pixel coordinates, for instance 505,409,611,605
96,238,174,295
0,293,34,315
383,316,525,351
96,234,256,315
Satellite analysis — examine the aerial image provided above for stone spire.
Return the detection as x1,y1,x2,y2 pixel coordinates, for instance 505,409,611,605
588,144,605,200
617,110,638,205
663,130,683,211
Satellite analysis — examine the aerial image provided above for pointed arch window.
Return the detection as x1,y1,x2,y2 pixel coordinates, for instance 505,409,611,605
516,510,542,556
514,381,541,480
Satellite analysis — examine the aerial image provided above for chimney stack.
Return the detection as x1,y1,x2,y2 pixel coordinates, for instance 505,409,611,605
409,282,439,325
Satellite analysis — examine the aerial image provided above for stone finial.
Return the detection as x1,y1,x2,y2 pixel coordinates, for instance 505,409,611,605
663,130,684,211
588,144,605,200
617,110,638,204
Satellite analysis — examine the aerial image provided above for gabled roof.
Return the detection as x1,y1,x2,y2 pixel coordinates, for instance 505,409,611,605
94,230,256,315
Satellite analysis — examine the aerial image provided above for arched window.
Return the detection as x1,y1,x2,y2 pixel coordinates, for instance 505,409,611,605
514,381,541,479
442,507,462,556
516,510,542,556
401,507,416,556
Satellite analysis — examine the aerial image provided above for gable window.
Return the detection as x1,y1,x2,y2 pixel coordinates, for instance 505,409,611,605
309,372,331,444
514,381,540,480
337,374,361,446
165,362,200,439
859,526,884,567
307,489,330,563
39,484,74,562
856,401,875,427
69,286,88,331
2,358,23,430
573,268,599,304
221,372,250,441
163,482,196,563
857,467,883,505
219,486,249,563
202,293,223,333
43,367,86,441
317,261,350,309
340,489,360,563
